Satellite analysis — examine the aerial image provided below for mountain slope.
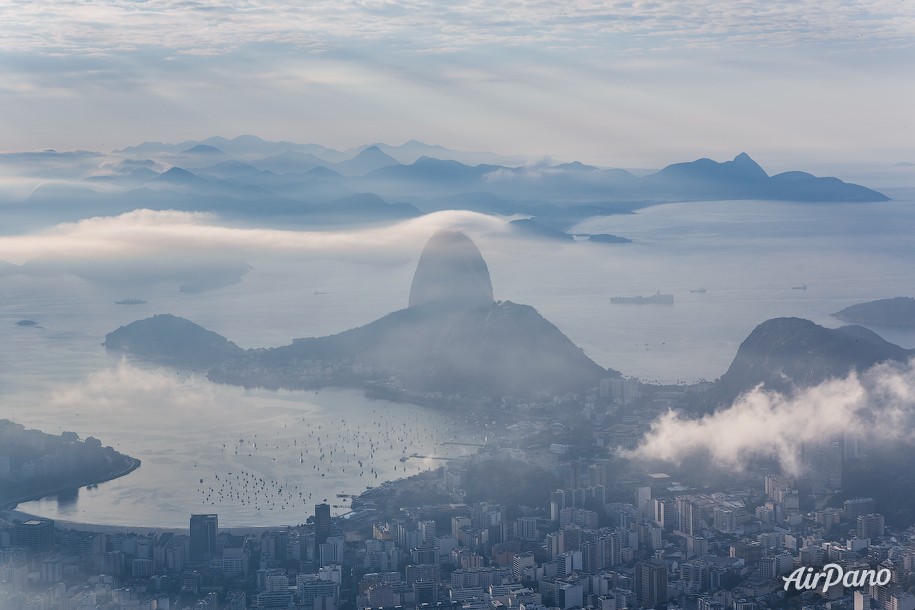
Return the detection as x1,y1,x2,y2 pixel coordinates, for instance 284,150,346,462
833,297,915,327
107,231,612,399
105,314,244,368
714,317,912,405
643,153,888,202
334,146,401,176
208,300,608,397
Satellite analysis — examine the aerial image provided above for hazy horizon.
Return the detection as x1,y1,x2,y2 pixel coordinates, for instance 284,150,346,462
1,1,914,169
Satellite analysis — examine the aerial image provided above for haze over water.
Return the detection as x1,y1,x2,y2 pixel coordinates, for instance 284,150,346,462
4,193,915,527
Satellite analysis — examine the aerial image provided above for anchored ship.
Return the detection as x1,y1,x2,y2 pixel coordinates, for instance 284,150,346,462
610,292,674,305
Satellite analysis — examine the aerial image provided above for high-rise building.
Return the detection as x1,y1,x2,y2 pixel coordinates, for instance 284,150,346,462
677,497,701,535
413,580,438,605
653,498,677,531
857,513,885,540
313,504,331,561
845,498,876,522
803,440,843,494
634,560,668,607
599,532,621,567
14,519,55,551
512,552,535,581
418,520,437,545
517,517,539,541
189,514,219,563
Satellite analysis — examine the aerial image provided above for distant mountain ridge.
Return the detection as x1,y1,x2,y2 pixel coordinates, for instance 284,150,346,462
108,137,887,205
634,153,887,202
9,140,891,237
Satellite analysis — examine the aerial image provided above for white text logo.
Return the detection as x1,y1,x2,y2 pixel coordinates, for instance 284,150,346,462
782,564,891,593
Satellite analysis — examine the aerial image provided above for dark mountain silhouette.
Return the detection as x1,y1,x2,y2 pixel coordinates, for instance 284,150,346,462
209,300,608,397
713,317,912,406
108,138,887,205
108,231,612,398
152,166,210,187
303,166,344,180
642,153,888,202
766,171,888,202
554,161,601,171
356,152,885,204
12,140,891,233
655,152,768,183
105,314,244,368
366,157,498,186
833,297,915,327
334,146,400,176
182,144,222,155
508,219,574,242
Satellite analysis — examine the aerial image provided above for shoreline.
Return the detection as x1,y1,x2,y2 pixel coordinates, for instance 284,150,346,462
3,387,482,532
3,469,438,534
0,456,141,514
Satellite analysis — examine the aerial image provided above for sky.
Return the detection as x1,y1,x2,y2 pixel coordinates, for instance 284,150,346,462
1,1,914,168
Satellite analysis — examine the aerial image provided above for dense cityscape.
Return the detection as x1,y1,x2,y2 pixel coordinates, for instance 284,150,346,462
2,375,911,610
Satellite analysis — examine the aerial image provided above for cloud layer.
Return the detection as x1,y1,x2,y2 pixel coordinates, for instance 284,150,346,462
1,1,913,167
0,208,507,265
627,358,915,476
2,1,912,55
0,208,515,291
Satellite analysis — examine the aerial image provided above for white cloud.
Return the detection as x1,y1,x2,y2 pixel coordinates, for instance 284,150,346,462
0,208,508,265
48,359,222,413
626,358,915,476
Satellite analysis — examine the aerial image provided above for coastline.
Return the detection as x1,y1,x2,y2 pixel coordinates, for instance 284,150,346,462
0,460,450,535
2,385,483,532
0,456,141,514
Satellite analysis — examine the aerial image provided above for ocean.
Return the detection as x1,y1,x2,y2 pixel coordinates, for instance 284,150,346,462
3,194,915,527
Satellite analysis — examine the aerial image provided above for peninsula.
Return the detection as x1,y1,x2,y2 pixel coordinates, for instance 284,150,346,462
0,420,139,511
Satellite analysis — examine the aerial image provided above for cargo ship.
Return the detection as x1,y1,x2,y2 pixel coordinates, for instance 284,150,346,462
610,292,674,305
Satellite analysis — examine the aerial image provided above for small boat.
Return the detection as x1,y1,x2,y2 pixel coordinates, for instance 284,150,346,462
689,288,706,293
115,298,146,305
791,284,807,290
